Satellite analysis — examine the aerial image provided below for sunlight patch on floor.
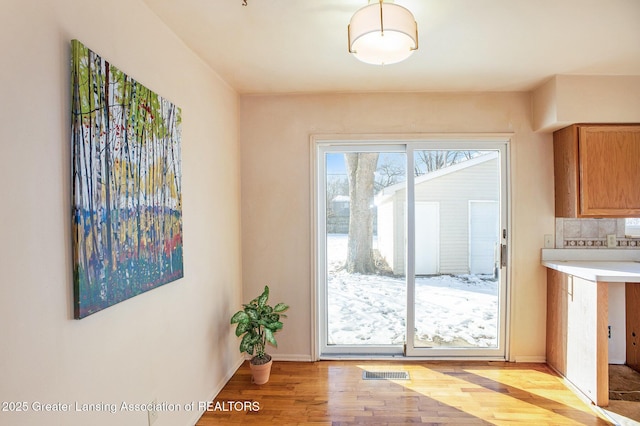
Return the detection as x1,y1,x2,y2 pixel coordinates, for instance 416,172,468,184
352,363,611,424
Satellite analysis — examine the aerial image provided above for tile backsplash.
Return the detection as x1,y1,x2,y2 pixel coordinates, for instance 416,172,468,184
555,218,640,248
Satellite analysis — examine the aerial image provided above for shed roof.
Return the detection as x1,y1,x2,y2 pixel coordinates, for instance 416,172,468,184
375,152,499,205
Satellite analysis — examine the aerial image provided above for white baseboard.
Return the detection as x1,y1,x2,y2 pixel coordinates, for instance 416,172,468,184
512,355,546,363
271,354,314,362
240,353,314,362
186,356,244,426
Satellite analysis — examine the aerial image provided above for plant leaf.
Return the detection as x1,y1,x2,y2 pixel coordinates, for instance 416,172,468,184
235,321,250,336
267,321,283,331
265,328,277,347
273,303,289,313
257,285,269,308
264,314,279,323
230,311,249,324
239,334,255,354
245,308,258,320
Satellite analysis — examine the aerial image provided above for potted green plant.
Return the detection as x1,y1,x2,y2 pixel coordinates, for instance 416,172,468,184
230,285,289,384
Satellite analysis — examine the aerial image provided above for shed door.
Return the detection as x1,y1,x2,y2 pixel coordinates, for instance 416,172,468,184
469,201,499,275
415,202,439,275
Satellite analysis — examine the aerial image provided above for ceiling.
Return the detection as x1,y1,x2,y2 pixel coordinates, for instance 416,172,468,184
143,0,640,94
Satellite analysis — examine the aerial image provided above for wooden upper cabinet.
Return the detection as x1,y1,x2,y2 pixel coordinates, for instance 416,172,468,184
554,124,640,217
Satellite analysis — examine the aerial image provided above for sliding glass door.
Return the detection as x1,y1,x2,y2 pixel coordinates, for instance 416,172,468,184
318,146,407,355
405,143,508,357
316,139,509,359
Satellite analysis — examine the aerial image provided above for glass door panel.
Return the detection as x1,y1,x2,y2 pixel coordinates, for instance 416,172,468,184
317,140,509,359
407,146,507,357
320,147,406,355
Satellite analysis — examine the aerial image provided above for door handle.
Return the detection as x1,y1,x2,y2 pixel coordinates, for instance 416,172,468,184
500,244,507,268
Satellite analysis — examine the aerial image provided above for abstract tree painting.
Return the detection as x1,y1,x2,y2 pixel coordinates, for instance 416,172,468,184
71,40,183,319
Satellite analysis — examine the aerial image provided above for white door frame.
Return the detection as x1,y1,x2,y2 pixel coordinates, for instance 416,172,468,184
312,135,511,360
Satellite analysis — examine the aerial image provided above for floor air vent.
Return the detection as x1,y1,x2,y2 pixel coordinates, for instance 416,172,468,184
362,371,410,380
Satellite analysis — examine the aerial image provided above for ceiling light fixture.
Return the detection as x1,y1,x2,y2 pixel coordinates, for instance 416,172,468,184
348,0,418,65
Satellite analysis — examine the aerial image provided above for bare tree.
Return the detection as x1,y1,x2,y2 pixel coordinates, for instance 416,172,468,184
342,150,479,275
345,153,378,274
326,176,349,217
375,157,404,192
414,150,479,176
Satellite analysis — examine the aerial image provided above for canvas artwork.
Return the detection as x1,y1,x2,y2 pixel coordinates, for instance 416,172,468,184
71,39,183,319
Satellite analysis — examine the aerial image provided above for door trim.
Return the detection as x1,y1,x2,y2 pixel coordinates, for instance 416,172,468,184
311,134,513,361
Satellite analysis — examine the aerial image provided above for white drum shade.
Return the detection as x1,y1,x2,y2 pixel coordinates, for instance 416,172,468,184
348,2,418,65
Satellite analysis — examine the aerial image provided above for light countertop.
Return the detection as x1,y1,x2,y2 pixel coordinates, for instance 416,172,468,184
541,260,640,282
541,249,640,282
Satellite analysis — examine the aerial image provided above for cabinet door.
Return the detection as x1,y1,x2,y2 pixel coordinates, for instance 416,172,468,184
627,283,640,372
546,269,609,406
579,125,640,217
546,269,567,374
553,125,580,217
565,275,608,405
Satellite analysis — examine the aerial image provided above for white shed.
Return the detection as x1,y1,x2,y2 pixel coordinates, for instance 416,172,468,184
375,153,499,276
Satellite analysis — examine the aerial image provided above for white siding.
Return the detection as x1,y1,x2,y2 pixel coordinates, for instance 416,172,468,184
415,157,498,274
377,189,407,275
378,156,499,275
376,200,396,270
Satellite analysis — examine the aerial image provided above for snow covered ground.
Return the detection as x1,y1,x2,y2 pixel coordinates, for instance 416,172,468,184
327,234,498,347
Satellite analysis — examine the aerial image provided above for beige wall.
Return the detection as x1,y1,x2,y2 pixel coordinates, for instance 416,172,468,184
240,92,555,362
0,1,242,425
532,75,640,131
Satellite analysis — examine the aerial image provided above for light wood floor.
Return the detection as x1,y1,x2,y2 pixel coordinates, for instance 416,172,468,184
196,360,613,425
